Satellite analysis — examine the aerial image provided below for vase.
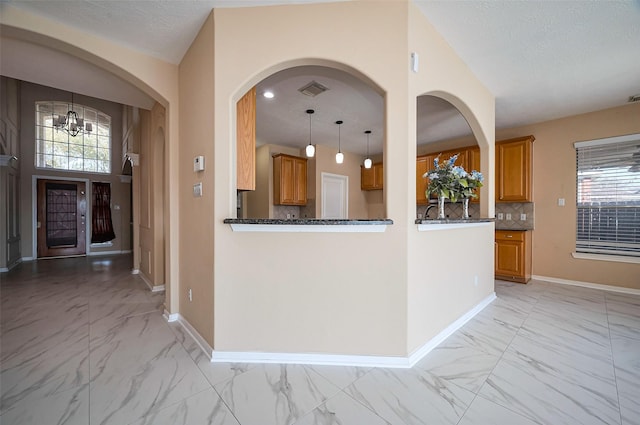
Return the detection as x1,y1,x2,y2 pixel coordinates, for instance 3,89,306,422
437,196,446,219
462,198,470,219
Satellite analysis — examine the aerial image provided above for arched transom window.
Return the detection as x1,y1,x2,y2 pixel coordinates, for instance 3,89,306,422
35,101,111,174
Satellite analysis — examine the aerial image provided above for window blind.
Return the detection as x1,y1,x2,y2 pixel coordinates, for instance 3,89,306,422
575,134,640,258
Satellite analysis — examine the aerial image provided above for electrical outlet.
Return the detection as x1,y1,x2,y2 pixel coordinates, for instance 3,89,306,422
418,213,423,219
497,213,504,220
286,213,291,219
188,288,193,302
506,213,512,220
520,213,527,221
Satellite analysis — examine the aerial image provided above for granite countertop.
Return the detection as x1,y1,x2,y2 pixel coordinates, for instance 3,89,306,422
415,218,495,225
224,218,393,225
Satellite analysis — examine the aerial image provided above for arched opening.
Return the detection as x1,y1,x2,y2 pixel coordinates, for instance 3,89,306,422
416,94,485,219
237,64,386,220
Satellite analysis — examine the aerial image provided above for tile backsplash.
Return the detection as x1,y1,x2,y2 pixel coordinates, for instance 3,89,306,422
495,202,534,230
273,205,301,220
415,201,535,230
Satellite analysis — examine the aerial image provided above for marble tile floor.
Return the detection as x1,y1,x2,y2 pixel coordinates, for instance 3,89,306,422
1,255,639,425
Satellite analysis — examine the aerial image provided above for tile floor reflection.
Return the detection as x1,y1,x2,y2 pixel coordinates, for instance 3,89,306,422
1,255,638,425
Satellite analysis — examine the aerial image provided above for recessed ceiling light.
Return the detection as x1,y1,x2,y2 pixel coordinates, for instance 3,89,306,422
263,91,274,99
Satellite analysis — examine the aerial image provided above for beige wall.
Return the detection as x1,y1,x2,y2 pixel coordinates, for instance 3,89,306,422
178,11,215,345
18,81,131,258
406,2,495,354
495,103,640,290
206,1,495,357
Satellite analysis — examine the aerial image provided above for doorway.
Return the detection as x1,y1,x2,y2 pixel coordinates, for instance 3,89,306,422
321,172,348,219
36,179,87,258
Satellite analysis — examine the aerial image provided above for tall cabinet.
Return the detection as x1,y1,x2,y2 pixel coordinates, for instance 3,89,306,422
496,135,534,202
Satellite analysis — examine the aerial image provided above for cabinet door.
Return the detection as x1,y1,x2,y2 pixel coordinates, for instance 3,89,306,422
374,163,384,189
280,156,296,204
416,155,433,205
361,166,375,190
467,147,481,202
294,158,307,204
237,87,256,191
497,137,532,202
495,239,524,277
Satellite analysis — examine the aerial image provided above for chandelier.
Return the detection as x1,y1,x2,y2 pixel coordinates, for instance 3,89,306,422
54,93,93,137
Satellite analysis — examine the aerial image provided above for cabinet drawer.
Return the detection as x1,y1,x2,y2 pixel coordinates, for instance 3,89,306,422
495,230,525,242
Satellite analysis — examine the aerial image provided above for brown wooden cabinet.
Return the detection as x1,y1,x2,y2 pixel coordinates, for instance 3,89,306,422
237,87,256,191
496,135,534,202
361,162,383,190
416,154,435,205
495,230,532,283
273,154,307,205
466,146,481,202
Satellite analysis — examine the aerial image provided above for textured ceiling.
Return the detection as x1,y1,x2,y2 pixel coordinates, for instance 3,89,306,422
2,0,639,156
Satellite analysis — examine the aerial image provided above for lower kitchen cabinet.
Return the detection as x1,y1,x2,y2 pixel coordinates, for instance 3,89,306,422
495,230,531,283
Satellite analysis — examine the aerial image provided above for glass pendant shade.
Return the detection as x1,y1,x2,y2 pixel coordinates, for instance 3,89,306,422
335,120,344,164
306,109,315,157
306,144,315,157
363,130,372,168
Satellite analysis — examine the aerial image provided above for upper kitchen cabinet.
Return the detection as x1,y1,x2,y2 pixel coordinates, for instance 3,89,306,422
273,154,307,205
416,154,435,205
496,135,534,202
361,162,383,191
237,87,256,191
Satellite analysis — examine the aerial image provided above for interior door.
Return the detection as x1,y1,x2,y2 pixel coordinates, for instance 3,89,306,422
37,179,87,258
321,173,348,219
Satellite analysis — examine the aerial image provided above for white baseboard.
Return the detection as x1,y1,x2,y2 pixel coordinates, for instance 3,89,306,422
175,292,495,368
88,249,132,256
22,257,34,262
532,275,640,296
136,272,165,293
164,312,214,360
407,292,497,367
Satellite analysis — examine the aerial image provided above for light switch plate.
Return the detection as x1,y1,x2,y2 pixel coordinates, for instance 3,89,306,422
506,213,512,220
193,182,202,197
194,155,205,172
497,213,504,220
520,213,527,221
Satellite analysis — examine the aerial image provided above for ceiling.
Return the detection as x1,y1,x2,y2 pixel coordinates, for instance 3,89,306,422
1,0,639,156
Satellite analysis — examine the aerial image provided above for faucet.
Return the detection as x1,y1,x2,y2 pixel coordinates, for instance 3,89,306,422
423,204,436,219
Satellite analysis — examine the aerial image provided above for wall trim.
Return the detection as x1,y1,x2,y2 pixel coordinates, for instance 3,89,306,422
406,292,497,366
169,292,496,368
532,275,640,296
0,257,23,273
137,271,165,292
87,249,132,256
165,312,214,360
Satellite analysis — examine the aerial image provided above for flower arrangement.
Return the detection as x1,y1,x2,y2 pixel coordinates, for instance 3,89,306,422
424,154,483,202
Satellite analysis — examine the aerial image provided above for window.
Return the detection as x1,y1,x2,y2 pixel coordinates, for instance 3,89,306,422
575,134,640,258
35,101,111,174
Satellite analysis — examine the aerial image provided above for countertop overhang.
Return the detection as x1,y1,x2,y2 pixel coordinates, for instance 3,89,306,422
224,218,393,233
415,218,495,231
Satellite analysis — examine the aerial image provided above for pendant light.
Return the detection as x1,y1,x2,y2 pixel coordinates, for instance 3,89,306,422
305,109,315,157
335,120,344,164
363,130,372,169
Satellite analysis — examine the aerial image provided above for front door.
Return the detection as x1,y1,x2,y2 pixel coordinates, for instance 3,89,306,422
37,179,87,258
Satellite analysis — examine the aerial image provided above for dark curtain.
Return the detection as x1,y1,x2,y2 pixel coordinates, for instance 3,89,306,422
91,182,116,243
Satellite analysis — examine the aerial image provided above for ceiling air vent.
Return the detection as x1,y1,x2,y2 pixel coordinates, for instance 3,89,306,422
628,94,640,103
298,81,329,97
